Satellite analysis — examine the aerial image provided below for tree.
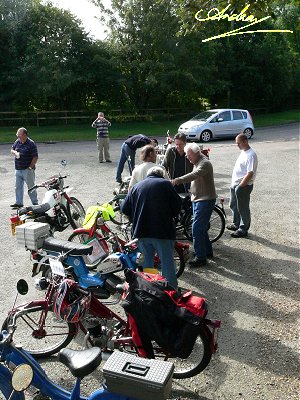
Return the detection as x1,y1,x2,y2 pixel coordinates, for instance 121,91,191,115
92,0,217,111
0,0,123,110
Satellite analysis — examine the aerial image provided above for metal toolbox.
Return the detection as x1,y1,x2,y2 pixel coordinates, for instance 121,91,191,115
103,351,174,400
15,222,50,251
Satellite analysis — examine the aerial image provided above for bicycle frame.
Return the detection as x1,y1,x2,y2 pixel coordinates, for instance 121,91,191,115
0,328,139,400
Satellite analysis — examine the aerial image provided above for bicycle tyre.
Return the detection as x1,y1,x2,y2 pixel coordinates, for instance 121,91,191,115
67,197,85,229
208,206,225,243
2,305,76,359
68,230,108,270
111,205,130,226
182,205,225,244
156,327,211,379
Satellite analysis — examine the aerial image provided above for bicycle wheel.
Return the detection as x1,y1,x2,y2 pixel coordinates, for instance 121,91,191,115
182,212,193,241
182,206,225,244
68,230,108,270
67,197,85,229
208,206,225,243
153,328,212,379
2,305,76,358
111,205,130,226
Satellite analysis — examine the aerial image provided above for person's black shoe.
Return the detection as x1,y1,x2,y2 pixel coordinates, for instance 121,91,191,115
207,253,214,259
10,203,23,209
231,230,248,238
116,179,122,184
99,161,104,163
189,257,207,268
226,223,238,231
106,160,112,163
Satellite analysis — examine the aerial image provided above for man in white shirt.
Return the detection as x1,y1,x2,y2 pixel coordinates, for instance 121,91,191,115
227,133,258,238
129,145,167,189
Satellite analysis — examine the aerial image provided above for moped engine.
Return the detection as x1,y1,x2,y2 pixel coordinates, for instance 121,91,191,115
54,206,69,231
84,317,121,350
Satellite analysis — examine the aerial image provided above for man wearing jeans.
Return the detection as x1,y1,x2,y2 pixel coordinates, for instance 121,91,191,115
115,134,158,184
121,166,181,288
11,127,38,208
172,143,216,267
227,133,258,238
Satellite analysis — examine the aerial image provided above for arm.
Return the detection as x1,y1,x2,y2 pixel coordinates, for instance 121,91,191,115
162,148,171,170
239,171,254,187
29,156,38,169
120,193,132,218
173,162,208,185
91,119,98,128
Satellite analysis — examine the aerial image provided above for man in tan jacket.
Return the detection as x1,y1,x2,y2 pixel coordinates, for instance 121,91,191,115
172,143,216,267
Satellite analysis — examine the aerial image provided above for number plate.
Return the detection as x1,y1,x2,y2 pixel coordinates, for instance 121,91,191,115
49,259,66,277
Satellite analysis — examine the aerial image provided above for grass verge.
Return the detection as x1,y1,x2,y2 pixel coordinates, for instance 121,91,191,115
0,109,298,143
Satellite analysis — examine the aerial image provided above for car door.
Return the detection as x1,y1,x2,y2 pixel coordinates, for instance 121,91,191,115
232,110,245,135
211,111,233,138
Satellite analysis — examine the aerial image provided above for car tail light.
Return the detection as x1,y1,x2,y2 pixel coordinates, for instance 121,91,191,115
249,112,253,122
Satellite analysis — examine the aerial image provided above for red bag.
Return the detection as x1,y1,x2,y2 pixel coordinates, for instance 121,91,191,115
166,290,207,319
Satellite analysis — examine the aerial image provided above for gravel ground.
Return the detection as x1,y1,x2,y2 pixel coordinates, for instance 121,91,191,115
0,123,299,399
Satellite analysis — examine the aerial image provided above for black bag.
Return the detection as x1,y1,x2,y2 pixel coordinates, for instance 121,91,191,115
122,269,207,359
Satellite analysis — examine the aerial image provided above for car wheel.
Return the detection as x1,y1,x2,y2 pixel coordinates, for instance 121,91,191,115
244,128,253,139
200,130,212,142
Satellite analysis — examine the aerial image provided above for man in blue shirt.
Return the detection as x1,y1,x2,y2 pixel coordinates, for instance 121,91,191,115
115,134,158,184
121,166,181,288
11,127,38,208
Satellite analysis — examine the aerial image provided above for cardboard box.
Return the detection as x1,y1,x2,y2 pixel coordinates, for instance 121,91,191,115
103,351,174,400
15,222,50,251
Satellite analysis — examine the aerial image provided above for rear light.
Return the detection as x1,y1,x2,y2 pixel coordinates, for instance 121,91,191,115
249,112,253,122
31,252,39,260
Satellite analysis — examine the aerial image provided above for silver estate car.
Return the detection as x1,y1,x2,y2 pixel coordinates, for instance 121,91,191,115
178,109,254,142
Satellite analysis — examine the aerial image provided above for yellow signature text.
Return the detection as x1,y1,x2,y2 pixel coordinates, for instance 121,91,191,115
195,4,293,42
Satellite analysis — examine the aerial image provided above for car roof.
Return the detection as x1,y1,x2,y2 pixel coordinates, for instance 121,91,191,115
207,109,248,112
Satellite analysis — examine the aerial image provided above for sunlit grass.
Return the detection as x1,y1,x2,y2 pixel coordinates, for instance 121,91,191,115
0,109,298,143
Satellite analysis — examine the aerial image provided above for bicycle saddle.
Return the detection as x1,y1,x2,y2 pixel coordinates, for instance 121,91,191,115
43,237,93,256
18,203,51,216
58,347,102,378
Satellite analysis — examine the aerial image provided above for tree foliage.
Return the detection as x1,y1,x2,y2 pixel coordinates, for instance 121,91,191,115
0,0,298,113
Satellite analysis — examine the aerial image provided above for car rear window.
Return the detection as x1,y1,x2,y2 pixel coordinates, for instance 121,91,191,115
242,111,247,119
232,111,243,120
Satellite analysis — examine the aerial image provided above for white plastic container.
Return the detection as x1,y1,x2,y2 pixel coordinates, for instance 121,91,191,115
15,222,50,251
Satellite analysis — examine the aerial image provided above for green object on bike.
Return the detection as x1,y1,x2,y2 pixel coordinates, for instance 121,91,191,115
83,204,115,229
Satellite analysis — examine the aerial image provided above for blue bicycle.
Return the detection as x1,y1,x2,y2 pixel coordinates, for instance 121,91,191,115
0,280,173,400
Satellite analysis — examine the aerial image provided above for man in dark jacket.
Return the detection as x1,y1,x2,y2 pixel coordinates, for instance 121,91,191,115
162,133,193,193
121,166,181,288
115,134,158,183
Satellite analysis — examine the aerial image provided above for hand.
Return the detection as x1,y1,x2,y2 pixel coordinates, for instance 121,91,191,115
171,179,177,186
